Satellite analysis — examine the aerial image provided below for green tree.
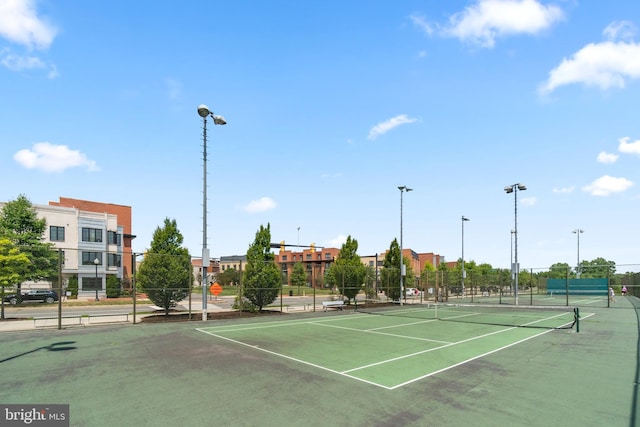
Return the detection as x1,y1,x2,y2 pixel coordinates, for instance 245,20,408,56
0,195,58,295
218,268,240,287
243,224,281,311
106,274,121,298
136,218,191,315
290,262,307,296
0,238,30,319
325,236,366,302
580,257,616,278
548,263,571,279
379,238,413,301
364,265,377,299
380,239,401,300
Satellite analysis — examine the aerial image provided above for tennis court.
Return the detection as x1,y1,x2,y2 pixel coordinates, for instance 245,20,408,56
197,303,587,390
0,297,637,426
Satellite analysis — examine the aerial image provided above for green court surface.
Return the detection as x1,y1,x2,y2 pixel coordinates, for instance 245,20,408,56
0,297,638,426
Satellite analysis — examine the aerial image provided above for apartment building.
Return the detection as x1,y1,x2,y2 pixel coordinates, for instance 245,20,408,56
274,247,340,287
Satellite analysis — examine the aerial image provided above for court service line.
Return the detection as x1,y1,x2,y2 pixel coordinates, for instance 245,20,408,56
311,321,452,344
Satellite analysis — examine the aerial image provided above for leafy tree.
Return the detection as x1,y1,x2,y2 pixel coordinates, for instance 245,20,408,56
380,239,400,300
364,265,377,299
106,274,121,298
548,263,571,279
67,275,78,298
580,257,616,278
379,238,413,301
290,262,307,296
325,236,366,302
0,195,58,295
0,238,30,319
137,218,191,315
243,224,281,311
218,268,240,287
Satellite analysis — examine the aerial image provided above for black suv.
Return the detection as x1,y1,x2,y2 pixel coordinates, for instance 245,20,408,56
3,289,59,305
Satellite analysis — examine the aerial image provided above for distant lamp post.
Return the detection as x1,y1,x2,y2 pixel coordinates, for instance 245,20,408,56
93,257,100,301
398,186,413,306
572,229,584,278
504,183,526,305
461,216,470,297
198,104,227,321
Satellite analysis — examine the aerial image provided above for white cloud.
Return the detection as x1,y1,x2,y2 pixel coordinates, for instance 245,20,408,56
328,234,347,248
409,13,434,36
597,151,619,164
618,136,640,156
442,0,564,48
603,21,636,42
367,115,417,140
0,1,58,76
540,41,640,94
520,196,537,206
552,186,575,194
0,51,45,71
243,197,276,213
582,175,633,196
14,142,99,173
0,0,58,49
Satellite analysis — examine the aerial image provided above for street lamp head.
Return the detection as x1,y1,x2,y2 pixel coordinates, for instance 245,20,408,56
93,257,99,265
398,186,413,192
462,216,469,221
572,229,584,234
504,185,514,193
197,104,211,118
212,115,227,125
517,184,527,191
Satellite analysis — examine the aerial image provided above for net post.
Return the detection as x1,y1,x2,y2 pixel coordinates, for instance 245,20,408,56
575,307,580,333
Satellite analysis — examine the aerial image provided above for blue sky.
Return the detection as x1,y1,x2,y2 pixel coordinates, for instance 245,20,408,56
1,0,639,272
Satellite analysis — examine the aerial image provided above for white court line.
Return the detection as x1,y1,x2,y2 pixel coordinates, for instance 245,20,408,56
311,321,452,344
196,327,386,389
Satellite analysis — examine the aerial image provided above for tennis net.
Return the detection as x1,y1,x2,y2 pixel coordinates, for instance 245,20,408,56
355,300,580,330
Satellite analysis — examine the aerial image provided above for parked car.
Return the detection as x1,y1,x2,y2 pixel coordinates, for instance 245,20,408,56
405,288,420,297
3,289,59,305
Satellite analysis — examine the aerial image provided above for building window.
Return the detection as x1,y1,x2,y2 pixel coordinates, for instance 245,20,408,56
82,228,103,243
306,254,312,260
282,256,287,261
108,231,121,246
82,252,102,265
369,261,374,267
108,253,121,267
49,226,65,242
83,277,102,291
325,253,331,260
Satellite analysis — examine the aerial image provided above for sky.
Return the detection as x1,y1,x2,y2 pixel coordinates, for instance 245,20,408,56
1,0,639,272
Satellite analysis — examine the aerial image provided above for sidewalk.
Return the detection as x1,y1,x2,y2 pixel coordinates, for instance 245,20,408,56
0,297,324,332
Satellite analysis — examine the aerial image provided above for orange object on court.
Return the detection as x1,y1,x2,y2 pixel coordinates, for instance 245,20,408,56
210,283,223,296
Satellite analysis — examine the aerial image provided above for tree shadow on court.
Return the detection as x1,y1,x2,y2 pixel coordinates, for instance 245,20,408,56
0,341,77,364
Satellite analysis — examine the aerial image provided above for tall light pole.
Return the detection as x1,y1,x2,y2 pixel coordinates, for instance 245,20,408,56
461,216,469,297
510,229,515,295
504,183,526,305
573,229,584,278
198,104,227,321
93,257,100,301
398,186,413,306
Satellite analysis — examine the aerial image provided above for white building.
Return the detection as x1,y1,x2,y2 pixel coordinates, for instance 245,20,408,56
1,202,124,298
